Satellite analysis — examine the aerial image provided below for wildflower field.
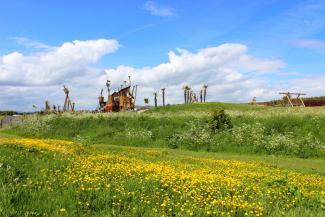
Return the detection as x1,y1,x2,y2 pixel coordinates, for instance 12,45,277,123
1,103,325,216
0,136,324,217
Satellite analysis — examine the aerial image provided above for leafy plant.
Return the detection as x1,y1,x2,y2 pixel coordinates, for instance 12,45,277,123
167,121,212,151
208,108,233,132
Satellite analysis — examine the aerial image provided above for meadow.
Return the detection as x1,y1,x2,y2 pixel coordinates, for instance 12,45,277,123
0,103,325,216
5,103,325,158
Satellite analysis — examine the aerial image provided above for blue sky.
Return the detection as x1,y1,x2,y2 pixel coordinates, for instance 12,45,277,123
1,0,325,111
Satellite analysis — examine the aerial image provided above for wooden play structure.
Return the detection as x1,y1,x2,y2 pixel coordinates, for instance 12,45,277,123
98,77,137,112
279,92,306,107
63,85,75,112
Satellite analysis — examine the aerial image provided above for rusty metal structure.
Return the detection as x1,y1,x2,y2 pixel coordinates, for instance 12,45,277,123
98,77,137,112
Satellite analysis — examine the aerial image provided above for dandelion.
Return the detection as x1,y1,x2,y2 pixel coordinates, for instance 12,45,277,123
59,208,66,212
2,137,324,216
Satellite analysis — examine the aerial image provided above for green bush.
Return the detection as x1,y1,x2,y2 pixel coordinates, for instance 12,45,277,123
208,108,233,132
167,121,212,151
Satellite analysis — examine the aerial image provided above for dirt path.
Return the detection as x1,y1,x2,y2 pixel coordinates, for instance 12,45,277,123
137,109,149,113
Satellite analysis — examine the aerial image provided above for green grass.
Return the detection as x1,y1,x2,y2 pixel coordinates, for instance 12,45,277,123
0,144,72,217
0,134,324,217
1,103,324,216
4,102,325,158
95,144,325,176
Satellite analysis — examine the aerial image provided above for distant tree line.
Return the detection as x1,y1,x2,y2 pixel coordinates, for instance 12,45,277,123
0,111,18,116
261,96,325,107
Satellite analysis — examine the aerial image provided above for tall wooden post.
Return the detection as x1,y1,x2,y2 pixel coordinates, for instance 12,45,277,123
187,88,191,104
161,88,166,106
183,86,188,104
128,75,131,86
154,92,158,108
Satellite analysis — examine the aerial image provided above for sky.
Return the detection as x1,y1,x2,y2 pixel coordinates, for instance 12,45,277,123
1,0,325,111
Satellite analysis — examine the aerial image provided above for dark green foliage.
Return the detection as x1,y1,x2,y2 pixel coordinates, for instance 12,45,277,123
0,145,71,217
208,108,233,132
0,111,17,116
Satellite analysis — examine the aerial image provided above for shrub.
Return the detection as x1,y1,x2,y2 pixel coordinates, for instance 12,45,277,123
265,133,295,155
167,121,213,151
295,133,322,158
231,123,266,152
208,108,233,132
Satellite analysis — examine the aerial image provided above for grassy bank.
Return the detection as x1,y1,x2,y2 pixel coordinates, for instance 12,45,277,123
4,103,325,158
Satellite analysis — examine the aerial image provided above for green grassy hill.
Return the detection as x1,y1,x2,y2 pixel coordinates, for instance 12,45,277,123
3,102,325,158
1,103,325,216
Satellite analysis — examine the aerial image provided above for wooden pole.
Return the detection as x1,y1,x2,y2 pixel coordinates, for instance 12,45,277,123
161,88,165,106
154,92,158,108
183,86,187,104
298,94,306,107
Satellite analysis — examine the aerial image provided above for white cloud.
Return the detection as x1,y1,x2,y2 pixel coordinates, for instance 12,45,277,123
286,75,325,94
293,38,325,49
143,1,175,17
0,39,119,86
0,38,119,111
2,40,323,112
104,43,285,105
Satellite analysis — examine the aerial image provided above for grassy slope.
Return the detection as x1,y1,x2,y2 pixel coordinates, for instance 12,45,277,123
4,102,325,158
1,101,325,217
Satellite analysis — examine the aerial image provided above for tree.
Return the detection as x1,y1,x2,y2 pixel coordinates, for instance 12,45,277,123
203,85,208,102
182,85,189,104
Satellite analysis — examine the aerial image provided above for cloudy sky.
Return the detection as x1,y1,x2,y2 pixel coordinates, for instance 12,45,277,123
1,0,325,111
